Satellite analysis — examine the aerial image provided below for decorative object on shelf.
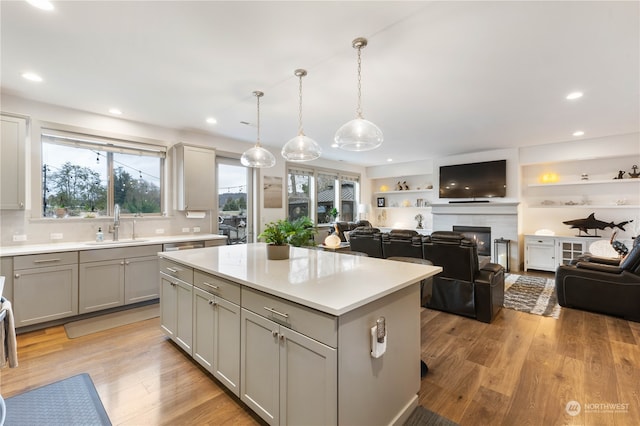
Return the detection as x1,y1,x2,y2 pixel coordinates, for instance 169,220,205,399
629,165,640,178
416,198,423,207
541,200,555,205
616,199,627,205
540,173,559,183
377,197,386,207
415,213,424,229
281,69,321,162
334,37,383,151
614,170,625,179
581,173,589,180
493,238,511,272
379,184,389,192
402,199,411,207
402,181,409,190
241,91,276,168
426,184,433,189
564,201,578,205
562,213,634,236
376,210,387,226
396,181,403,191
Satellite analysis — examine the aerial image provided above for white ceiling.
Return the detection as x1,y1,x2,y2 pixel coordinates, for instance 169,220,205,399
1,1,638,166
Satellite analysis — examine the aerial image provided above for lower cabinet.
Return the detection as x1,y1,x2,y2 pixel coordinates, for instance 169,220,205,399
13,252,79,327
160,258,194,354
525,235,599,272
193,287,240,396
240,308,337,426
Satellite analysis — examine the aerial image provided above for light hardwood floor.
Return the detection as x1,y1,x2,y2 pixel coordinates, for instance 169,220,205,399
2,286,639,425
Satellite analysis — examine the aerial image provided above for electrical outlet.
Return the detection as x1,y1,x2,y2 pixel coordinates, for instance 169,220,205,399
155,228,165,234
193,227,201,233
13,234,27,242
50,233,63,240
182,227,190,233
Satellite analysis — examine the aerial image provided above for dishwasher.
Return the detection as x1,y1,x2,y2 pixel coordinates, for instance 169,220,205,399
162,241,205,251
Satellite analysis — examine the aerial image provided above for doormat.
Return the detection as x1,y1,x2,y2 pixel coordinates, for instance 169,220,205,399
4,373,111,425
404,405,459,426
64,303,159,338
504,274,561,318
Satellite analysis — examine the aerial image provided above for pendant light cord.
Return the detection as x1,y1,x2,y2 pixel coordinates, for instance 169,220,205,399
298,73,304,135
356,45,363,119
256,92,261,147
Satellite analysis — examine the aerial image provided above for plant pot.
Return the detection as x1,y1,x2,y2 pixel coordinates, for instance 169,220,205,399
266,244,290,260
54,208,67,218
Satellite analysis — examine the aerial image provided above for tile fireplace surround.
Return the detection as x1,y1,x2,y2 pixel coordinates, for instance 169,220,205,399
432,202,520,271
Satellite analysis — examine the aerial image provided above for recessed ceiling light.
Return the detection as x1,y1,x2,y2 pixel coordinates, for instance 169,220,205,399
387,158,393,162
206,117,217,125
22,72,43,82
572,130,585,137
566,91,583,100
109,108,122,115
331,142,339,148
26,0,54,11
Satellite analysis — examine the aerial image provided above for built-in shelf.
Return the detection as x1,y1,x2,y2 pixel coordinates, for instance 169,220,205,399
528,179,639,188
374,189,433,195
376,206,432,210
528,204,640,209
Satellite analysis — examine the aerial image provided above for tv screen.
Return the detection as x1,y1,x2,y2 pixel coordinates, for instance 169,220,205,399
439,160,506,199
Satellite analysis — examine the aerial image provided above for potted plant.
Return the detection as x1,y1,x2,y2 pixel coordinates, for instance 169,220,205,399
259,217,317,260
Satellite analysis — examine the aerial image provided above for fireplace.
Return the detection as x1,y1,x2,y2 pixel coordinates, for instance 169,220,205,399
453,226,491,256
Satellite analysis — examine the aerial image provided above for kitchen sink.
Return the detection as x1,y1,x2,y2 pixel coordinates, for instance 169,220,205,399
85,239,150,246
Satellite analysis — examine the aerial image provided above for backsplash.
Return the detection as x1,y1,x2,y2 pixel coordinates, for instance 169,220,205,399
0,209,212,247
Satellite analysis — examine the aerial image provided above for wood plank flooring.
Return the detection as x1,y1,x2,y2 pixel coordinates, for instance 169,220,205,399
2,279,639,425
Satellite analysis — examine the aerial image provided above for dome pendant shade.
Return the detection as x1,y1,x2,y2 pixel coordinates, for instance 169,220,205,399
334,117,383,151
241,90,276,168
241,145,276,168
282,134,322,161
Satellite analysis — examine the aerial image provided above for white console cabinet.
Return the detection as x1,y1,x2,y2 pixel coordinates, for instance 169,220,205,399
524,235,601,272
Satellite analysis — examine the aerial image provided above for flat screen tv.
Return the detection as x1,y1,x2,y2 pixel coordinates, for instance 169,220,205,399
439,159,506,199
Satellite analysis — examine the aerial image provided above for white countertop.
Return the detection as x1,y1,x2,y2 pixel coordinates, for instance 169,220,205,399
0,234,227,257
159,243,442,316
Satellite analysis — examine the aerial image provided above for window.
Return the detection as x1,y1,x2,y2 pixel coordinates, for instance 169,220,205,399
41,128,165,218
287,166,359,225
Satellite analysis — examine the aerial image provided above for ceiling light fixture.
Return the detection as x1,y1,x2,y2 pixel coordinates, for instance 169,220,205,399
572,130,585,136
22,72,43,82
206,117,217,124
26,0,54,11
109,108,122,115
566,91,583,100
281,69,321,162
334,37,383,152
241,91,275,168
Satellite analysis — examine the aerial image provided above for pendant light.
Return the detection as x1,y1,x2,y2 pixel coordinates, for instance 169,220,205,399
281,69,321,162
241,91,276,168
334,37,383,151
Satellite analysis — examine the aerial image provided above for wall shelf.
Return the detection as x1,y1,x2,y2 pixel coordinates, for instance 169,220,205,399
376,206,432,210
528,204,639,209
528,179,639,188
374,189,433,195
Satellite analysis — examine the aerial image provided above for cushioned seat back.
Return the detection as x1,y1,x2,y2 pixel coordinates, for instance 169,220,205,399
382,229,423,259
348,228,383,258
422,231,478,282
620,243,640,274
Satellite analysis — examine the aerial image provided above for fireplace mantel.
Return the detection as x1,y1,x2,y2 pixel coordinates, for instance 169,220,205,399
431,202,519,216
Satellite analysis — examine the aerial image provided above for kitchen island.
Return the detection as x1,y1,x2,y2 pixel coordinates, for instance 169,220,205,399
159,243,441,426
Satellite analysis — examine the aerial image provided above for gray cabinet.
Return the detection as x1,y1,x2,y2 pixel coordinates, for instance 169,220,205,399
173,143,216,211
193,271,240,395
0,114,27,210
79,245,161,313
13,252,78,326
240,294,337,426
1,257,13,302
159,258,193,354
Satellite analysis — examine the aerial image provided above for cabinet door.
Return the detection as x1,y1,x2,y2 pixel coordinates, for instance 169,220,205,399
193,286,215,372
240,308,280,426
160,276,178,339
79,259,125,313
175,144,216,210
175,278,193,354
14,264,78,326
559,239,589,266
279,326,337,426
213,296,240,396
0,115,27,210
125,255,159,304
525,238,556,272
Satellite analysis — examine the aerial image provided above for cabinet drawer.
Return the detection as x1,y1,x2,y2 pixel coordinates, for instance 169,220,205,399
525,237,555,247
80,244,162,263
194,270,240,305
14,251,78,269
159,258,193,284
241,287,337,347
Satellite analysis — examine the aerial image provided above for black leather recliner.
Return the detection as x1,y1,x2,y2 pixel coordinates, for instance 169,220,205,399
555,240,640,322
348,227,384,258
381,229,423,259
422,231,505,323
331,220,372,242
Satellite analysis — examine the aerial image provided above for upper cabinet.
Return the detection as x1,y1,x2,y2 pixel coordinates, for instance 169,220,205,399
1,114,28,210
173,143,216,211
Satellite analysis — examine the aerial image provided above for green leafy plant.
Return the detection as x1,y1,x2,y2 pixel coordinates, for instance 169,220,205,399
258,216,316,247
329,207,338,219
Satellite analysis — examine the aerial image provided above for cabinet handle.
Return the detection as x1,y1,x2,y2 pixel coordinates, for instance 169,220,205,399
208,299,216,306
171,281,177,287
33,258,61,264
201,281,219,290
264,306,289,319
272,330,278,338
120,261,125,265
166,267,179,273
19,202,24,208
14,273,20,279
279,334,285,342
125,261,130,265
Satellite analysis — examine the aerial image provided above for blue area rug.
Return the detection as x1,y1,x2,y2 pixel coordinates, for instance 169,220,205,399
4,373,111,425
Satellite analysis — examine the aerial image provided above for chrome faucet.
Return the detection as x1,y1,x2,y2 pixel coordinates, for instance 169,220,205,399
112,203,120,241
